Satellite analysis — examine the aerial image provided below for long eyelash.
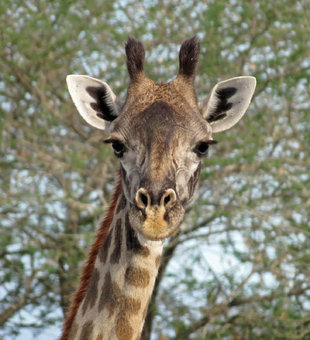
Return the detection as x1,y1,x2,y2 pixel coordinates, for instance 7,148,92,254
207,140,218,145
104,138,117,144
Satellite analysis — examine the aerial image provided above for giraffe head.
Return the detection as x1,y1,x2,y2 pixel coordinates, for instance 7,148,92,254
67,37,256,240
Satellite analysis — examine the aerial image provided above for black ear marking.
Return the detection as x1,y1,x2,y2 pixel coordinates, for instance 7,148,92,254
178,36,200,78
86,86,117,122
217,87,237,100
207,87,237,123
125,38,145,81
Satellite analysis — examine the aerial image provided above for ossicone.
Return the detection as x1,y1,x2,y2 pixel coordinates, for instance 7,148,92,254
178,36,200,79
125,38,145,81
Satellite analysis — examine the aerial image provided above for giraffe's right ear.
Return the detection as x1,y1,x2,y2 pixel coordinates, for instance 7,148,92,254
66,75,119,131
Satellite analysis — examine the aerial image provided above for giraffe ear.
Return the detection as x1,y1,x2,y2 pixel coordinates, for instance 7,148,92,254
200,76,256,133
66,75,119,131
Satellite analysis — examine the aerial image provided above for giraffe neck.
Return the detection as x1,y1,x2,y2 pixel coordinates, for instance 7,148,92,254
67,190,164,340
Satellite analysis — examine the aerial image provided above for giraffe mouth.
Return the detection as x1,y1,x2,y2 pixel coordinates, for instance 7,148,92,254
128,202,185,240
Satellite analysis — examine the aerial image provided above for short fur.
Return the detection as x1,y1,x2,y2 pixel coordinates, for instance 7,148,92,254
125,38,145,81
178,36,200,78
60,176,122,340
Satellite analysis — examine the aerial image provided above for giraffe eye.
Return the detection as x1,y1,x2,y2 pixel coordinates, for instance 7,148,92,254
194,140,217,157
111,141,126,157
195,142,209,156
104,138,126,157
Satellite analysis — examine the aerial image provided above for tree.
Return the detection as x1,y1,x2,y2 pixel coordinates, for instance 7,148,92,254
1,0,309,339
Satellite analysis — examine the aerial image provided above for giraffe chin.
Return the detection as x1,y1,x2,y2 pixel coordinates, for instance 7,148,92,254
129,203,185,241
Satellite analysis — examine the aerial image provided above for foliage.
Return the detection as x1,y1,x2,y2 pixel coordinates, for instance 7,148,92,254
1,0,309,339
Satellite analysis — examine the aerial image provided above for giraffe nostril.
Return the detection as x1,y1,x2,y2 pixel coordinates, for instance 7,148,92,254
161,189,177,208
140,193,148,207
135,188,150,210
164,195,171,205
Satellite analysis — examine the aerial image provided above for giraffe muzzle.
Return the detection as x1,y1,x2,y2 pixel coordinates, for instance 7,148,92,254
129,188,184,240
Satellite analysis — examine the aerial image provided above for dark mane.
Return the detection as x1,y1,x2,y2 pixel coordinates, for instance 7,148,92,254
59,177,122,340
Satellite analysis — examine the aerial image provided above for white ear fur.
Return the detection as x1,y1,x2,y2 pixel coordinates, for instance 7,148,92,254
66,75,118,131
200,76,256,133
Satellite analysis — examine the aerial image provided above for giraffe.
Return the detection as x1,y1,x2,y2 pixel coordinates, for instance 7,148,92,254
60,37,256,340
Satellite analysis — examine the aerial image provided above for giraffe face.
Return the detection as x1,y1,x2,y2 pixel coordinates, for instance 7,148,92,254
66,37,256,240
107,95,214,240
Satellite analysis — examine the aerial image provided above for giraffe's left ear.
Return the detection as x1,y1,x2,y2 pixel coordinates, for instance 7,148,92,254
200,76,256,133
66,75,120,131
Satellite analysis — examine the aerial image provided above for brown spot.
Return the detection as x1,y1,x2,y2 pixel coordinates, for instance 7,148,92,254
116,194,126,215
125,266,150,288
155,255,161,268
82,268,100,315
98,272,121,315
98,272,113,312
123,296,141,314
116,314,133,340
110,219,123,264
96,333,103,340
79,320,93,340
139,246,150,257
67,321,78,340
99,231,112,263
